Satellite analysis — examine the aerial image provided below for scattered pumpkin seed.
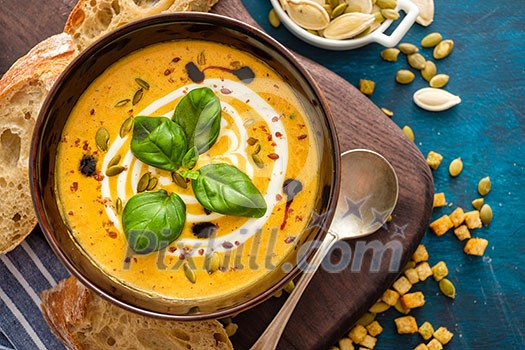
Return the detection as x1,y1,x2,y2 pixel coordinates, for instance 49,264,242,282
206,252,221,274
172,171,188,189
438,278,456,299
472,198,484,210
114,98,130,107
381,48,400,62
381,8,399,20
407,53,426,70
377,0,397,9
449,158,463,177
396,70,415,84
273,289,283,298
381,107,394,117
106,165,125,177
402,125,415,142
225,322,238,337
433,39,454,60
132,88,144,105
421,61,437,82
108,154,121,168
137,172,150,193
95,127,110,152
356,312,376,327
430,74,450,88
197,51,207,66
146,176,158,191
135,77,150,90
398,43,419,55
478,176,491,196
119,116,134,138
328,0,339,9
413,87,461,111
115,197,123,215
373,11,385,22
421,32,442,48
331,3,348,18
183,263,196,283
369,301,390,313
252,153,264,168
254,143,261,155
268,8,281,28
284,280,295,293
359,79,376,95
393,299,410,314
480,204,493,226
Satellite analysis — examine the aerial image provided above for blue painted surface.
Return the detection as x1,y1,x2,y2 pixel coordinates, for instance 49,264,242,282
244,0,524,348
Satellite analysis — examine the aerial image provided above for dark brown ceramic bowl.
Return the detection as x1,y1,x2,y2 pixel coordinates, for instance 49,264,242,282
30,13,340,320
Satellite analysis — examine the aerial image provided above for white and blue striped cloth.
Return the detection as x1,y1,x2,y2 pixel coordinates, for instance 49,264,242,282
0,228,69,350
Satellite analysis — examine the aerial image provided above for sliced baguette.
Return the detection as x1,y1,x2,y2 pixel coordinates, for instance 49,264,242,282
0,33,77,254
41,276,233,350
65,0,219,51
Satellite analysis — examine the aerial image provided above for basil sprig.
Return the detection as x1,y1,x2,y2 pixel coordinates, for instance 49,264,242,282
122,190,186,254
173,87,221,154
192,164,267,218
131,116,187,171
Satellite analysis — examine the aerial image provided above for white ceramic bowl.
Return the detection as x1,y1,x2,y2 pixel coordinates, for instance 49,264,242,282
271,0,419,50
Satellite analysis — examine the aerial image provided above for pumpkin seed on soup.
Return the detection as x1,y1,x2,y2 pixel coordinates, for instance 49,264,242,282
206,252,221,274
106,165,125,177
119,116,134,138
135,77,150,90
108,154,121,168
172,171,188,189
146,176,158,191
116,197,123,215
95,127,110,152
137,172,150,192
132,88,144,105
252,153,264,168
183,263,196,283
114,98,130,107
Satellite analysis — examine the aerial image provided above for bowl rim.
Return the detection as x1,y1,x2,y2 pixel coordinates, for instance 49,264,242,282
30,12,341,320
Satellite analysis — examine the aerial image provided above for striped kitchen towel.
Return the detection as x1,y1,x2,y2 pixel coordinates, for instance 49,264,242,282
0,228,69,350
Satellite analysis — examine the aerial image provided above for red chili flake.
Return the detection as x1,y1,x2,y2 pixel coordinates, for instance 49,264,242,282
172,57,181,63
124,257,131,263
198,248,204,256
222,241,234,249
68,211,74,216
183,246,191,253
268,153,279,160
74,138,80,146
179,254,185,260
70,182,78,192
90,109,95,115
298,134,308,140
298,123,306,129
82,141,89,151
273,84,279,89
94,173,105,181
234,241,240,246
295,215,304,222
276,194,283,201
272,116,279,122
221,88,232,94
245,99,250,104
164,68,172,76
284,236,296,244
108,231,118,239
168,246,177,253
275,132,283,138
133,257,138,263
271,142,277,147
267,134,273,141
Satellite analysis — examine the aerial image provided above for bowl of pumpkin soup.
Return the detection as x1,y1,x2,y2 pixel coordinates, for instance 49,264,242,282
30,13,340,319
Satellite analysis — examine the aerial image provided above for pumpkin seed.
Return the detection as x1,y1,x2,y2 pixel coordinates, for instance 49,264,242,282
359,79,375,95
402,125,415,142
369,301,390,313
183,263,196,284
430,74,450,88
269,8,281,28
254,143,261,155
197,51,207,66
116,197,123,215
345,0,373,14
114,98,130,107
119,116,134,138
373,10,385,22
146,176,158,191
413,87,461,111
137,172,150,193
381,48,400,62
252,153,264,168
478,176,491,196
448,158,463,177
171,171,188,189
328,0,339,8
396,70,415,84
472,198,484,210
480,204,493,226
433,39,454,60
322,13,375,39
411,0,434,26
205,252,221,274
273,289,283,298
132,88,144,105
331,3,348,18
398,43,418,54
439,278,456,299
407,53,426,70
106,165,125,177
421,61,437,82
421,32,442,48
95,127,110,152
225,323,238,337
381,8,399,20
323,4,333,14
135,77,150,90
286,0,331,30
284,280,295,293
108,154,121,168
376,0,396,9
381,107,394,117
393,299,411,314
356,312,376,326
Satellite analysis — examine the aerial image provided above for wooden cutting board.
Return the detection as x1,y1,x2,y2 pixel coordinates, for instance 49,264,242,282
0,1,433,349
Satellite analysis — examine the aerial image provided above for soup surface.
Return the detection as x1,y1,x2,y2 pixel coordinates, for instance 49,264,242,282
56,40,319,300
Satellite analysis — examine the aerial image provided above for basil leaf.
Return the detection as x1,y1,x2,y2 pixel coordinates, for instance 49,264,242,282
173,87,221,154
131,116,187,171
122,190,186,254
182,146,198,170
192,164,267,218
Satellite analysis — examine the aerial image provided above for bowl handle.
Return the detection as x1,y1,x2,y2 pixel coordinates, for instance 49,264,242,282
372,0,420,47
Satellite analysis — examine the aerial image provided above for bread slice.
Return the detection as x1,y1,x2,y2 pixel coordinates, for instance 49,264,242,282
0,33,77,254
41,276,233,350
65,0,220,51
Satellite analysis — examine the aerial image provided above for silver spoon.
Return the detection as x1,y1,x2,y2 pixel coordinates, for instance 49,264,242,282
251,149,399,350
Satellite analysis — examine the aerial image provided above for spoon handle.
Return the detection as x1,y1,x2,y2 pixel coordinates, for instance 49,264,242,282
250,231,339,350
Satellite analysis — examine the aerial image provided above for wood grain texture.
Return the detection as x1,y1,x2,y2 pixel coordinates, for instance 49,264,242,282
0,1,433,349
